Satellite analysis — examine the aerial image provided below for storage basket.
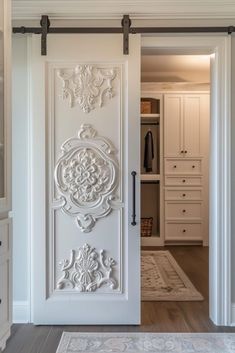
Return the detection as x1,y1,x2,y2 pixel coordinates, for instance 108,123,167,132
141,217,153,237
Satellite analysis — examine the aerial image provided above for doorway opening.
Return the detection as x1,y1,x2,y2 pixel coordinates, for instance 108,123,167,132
140,52,211,329
140,35,232,327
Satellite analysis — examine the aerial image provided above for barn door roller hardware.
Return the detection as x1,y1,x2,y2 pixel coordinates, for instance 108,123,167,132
13,15,235,56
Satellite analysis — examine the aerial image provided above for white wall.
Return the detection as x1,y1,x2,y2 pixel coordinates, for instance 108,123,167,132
12,35,30,322
11,26,235,324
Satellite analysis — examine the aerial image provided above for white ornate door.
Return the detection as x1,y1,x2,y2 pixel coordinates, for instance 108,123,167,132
30,34,141,324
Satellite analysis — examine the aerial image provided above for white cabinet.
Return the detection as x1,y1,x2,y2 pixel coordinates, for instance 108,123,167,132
164,94,209,158
0,0,12,349
164,93,209,244
0,219,12,351
164,95,183,158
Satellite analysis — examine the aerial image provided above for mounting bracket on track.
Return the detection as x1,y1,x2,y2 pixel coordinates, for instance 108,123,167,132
122,15,131,55
40,15,50,56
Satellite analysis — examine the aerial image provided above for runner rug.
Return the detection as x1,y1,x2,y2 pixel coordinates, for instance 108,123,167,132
141,250,203,301
56,332,235,353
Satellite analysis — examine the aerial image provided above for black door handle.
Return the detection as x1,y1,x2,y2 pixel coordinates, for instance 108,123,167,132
131,171,137,226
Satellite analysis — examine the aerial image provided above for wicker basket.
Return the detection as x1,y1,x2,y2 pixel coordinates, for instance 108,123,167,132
141,217,153,237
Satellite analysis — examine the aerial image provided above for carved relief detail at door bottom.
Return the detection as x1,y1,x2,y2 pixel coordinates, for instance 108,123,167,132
57,243,117,292
54,124,122,233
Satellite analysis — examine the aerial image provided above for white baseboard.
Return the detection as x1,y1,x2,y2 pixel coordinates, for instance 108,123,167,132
13,301,30,323
231,303,235,326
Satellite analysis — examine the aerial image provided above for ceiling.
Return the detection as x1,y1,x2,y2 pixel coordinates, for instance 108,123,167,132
11,0,235,20
141,55,210,83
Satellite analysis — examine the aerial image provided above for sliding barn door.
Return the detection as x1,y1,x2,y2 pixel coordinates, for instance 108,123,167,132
30,34,141,324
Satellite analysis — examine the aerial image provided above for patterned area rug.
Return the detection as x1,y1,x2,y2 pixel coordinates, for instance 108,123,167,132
56,332,235,353
141,251,203,301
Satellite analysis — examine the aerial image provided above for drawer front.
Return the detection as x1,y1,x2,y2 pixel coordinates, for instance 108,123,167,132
165,189,202,201
165,176,202,186
165,159,201,175
165,202,202,220
0,220,10,256
165,222,203,240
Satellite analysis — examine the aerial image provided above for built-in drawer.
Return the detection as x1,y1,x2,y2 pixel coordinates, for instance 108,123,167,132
0,220,10,257
165,222,203,241
165,159,202,175
165,176,202,186
165,201,202,220
165,188,202,201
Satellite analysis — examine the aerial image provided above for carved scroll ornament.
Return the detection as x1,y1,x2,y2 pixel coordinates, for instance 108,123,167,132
53,124,121,232
57,65,117,113
57,243,117,292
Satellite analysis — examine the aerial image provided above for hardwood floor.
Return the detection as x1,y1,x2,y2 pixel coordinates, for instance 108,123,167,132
4,246,235,353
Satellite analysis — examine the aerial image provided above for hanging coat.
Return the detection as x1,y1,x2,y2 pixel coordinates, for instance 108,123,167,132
144,130,154,172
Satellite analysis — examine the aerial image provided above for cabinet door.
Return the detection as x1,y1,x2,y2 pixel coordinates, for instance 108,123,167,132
183,95,204,157
164,95,183,157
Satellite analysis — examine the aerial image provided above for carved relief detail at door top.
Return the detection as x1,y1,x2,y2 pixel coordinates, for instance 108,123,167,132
57,65,117,113
57,243,117,292
54,124,121,233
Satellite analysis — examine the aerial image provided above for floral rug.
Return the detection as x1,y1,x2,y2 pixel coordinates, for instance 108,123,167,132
141,251,203,301
56,332,235,353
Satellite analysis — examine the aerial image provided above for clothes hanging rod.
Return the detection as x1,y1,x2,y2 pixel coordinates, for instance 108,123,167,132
141,122,159,126
12,15,235,56
141,180,160,184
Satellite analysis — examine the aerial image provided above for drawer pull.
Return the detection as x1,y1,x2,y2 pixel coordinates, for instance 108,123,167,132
192,165,195,168
173,165,177,168
182,209,186,213
182,229,186,233
0,241,1,246
182,179,186,183
0,299,1,304
181,150,184,154
182,193,186,197
185,150,188,154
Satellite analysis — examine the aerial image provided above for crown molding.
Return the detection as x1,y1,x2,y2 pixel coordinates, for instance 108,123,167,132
12,0,235,21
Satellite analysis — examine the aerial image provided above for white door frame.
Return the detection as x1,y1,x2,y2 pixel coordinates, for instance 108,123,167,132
26,34,231,325
141,35,232,326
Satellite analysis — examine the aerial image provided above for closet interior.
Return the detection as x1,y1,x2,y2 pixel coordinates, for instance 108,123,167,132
140,53,210,247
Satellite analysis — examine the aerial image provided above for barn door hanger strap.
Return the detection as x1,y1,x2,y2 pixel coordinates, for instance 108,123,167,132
13,14,131,56
13,16,235,56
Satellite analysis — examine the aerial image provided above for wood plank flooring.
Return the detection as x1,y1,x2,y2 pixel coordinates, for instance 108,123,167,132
4,246,235,353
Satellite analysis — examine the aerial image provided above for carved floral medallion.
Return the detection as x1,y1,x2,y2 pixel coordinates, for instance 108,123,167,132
57,243,117,292
57,65,117,113
54,124,121,232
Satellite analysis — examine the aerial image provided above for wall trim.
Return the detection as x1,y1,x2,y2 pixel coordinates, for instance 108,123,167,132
12,0,235,20
13,301,30,323
231,303,235,326
141,35,232,326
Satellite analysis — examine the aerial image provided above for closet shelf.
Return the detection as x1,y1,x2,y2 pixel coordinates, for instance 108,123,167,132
141,114,160,118
141,113,160,122
141,174,160,181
